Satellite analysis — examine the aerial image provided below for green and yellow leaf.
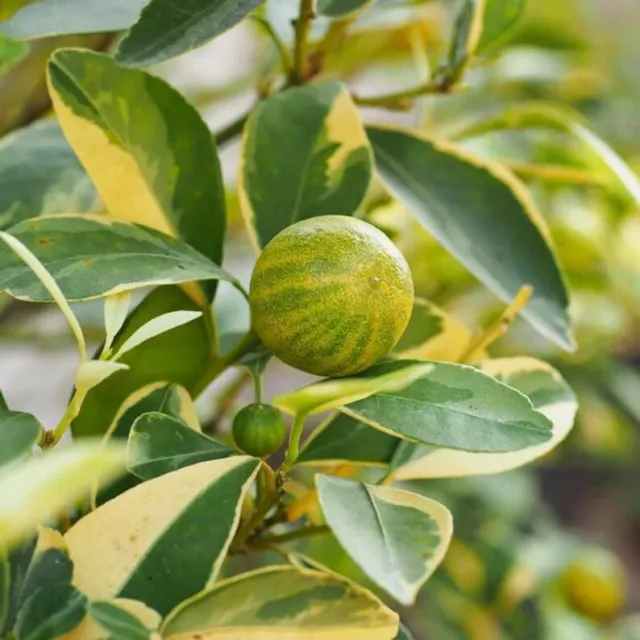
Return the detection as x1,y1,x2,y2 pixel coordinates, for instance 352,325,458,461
240,81,373,248
127,413,233,481
341,359,552,452
161,565,399,639
0,215,239,303
388,357,577,481
317,475,453,605
367,124,573,351
47,48,226,301
117,0,265,68
64,457,259,616
0,443,125,551
272,361,434,417
72,288,211,440
297,413,398,467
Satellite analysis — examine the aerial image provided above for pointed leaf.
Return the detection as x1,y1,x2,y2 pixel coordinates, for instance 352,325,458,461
478,0,525,53
0,409,43,470
317,0,375,18
342,359,553,452
317,475,452,605
88,601,153,640
0,392,7,411
389,357,577,481
94,383,203,506
0,120,96,231
273,361,434,416
367,125,573,351
72,287,212,439
74,361,130,396
103,292,133,354
48,49,226,300
0,0,147,38
240,81,373,247
298,413,398,467
446,0,484,76
117,0,265,67
64,457,259,616
15,584,86,640
112,311,202,361
162,565,399,640
127,412,233,481
0,443,125,550
1,215,239,302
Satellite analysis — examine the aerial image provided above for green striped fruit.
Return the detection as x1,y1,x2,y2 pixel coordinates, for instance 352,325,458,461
249,215,415,377
232,404,287,457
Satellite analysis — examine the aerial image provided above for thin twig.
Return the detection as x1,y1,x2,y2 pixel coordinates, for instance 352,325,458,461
293,0,315,83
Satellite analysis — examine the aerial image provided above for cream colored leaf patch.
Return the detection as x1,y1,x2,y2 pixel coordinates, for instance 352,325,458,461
64,456,259,616
161,565,399,639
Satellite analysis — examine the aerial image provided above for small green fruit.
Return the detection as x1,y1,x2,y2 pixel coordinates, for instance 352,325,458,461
232,404,287,457
249,215,414,378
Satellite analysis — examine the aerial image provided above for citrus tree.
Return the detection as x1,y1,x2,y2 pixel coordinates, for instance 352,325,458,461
0,0,637,638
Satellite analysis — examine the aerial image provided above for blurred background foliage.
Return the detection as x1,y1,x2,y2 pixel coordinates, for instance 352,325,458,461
2,0,640,637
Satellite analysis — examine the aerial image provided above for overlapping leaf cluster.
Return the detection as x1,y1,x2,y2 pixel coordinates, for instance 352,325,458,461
1,0,634,637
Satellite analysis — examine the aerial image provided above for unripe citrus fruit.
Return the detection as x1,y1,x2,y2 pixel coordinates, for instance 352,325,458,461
560,547,626,622
232,404,287,457
249,215,414,377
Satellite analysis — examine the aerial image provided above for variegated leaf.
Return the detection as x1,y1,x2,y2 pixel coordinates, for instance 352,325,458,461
317,475,453,605
64,457,259,616
47,49,226,301
240,81,372,248
162,565,399,639
0,215,239,303
388,358,577,481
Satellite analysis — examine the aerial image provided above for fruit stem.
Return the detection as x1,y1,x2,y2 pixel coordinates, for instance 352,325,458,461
253,371,264,404
280,413,307,473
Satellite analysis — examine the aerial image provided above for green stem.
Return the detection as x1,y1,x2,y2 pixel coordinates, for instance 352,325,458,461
215,111,251,146
293,0,315,83
232,472,279,551
251,15,293,75
280,413,307,473
353,81,454,108
249,525,330,551
193,330,258,398
41,390,86,448
253,371,264,404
